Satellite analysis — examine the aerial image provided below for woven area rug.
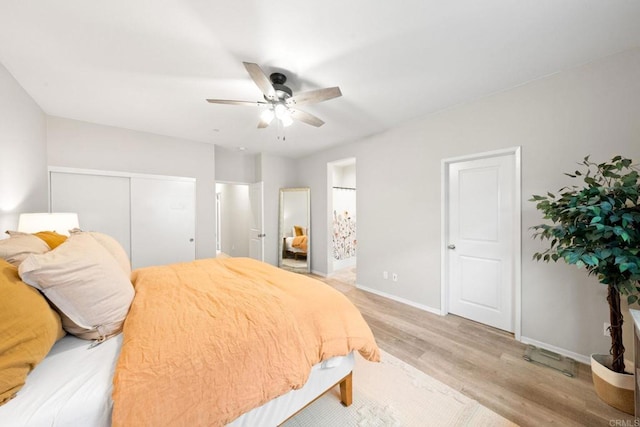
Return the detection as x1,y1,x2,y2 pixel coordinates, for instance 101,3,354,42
283,350,517,427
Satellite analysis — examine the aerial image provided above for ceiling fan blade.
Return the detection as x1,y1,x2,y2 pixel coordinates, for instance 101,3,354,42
206,99,267,106
286,87,342,107
290,109,325,127
243,62,277,101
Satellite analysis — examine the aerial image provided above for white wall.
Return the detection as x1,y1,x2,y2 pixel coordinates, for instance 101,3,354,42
46,116,216,259
0,63,48,234
256,153,297,266
334,163,356,188
297,48,640,360
215,145,257,183
216,183,250,257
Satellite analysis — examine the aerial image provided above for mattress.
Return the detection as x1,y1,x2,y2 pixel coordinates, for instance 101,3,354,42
0,334,122,427
0,335,354,426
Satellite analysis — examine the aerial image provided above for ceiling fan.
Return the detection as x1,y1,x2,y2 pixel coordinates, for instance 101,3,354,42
206,62,342,128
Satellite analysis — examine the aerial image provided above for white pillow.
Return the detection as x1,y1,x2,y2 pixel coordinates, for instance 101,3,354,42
0,231,50,267
71,230,131,278
18,233,134,341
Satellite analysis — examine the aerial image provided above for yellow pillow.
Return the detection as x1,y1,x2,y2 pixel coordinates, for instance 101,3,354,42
294,225,305,236
33,231,67,250
0,232,50,267
0,259,65,405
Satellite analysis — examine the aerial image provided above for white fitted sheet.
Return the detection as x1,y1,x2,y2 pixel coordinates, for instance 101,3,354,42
0,334,122,427
0,334,354,427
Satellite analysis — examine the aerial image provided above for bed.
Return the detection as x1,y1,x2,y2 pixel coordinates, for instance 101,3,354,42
0,230,379,426
283,226,308,259
0,335,356,426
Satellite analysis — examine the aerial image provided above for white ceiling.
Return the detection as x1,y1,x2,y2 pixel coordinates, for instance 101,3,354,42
1,1,639,158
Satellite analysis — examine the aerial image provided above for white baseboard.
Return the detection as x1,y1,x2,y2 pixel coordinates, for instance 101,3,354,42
353,285,591,365
520,336,590,365
356,284,442,316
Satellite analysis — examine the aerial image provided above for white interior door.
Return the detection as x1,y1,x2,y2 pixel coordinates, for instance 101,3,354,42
130,177,196,269
248,181,264,262
446,152,516,332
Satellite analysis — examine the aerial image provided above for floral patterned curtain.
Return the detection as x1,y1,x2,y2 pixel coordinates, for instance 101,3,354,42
332,210,356,260
332,187,356,260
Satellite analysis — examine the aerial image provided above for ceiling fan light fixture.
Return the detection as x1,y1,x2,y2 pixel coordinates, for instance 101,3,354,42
260,108,275,124
207,62,342,130
281,114,293,127
274,103,288,120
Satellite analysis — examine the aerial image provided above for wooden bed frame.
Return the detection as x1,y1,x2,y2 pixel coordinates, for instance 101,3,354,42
278,372,352,426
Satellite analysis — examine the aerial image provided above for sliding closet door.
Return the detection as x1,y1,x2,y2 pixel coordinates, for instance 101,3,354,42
50,172,131,258
130,177,196,269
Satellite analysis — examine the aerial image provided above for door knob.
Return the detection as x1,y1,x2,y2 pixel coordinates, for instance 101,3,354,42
447,244,456,250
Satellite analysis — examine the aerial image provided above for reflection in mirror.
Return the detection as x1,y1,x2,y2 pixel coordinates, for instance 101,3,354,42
278,188,310,273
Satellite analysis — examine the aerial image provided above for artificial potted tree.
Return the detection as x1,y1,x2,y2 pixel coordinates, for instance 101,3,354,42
530,155,640,414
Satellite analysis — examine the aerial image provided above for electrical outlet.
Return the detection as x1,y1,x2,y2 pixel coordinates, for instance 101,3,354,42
383,271,388,280
604,322,611,337
392,273,398,282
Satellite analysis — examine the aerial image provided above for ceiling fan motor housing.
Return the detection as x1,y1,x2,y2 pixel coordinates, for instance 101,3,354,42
269,72,292,100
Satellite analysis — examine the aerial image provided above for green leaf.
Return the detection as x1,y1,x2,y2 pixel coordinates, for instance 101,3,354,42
600,249,612,259
601,201,613,212
581,254,598,266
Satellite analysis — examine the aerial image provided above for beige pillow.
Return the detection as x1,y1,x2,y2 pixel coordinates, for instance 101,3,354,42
18,233,134,341
70,230,131,278
0,259,65,405
0,231,50,267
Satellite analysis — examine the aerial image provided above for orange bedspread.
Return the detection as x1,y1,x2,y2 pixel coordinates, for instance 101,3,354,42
292,235,308,252
111,257,379,426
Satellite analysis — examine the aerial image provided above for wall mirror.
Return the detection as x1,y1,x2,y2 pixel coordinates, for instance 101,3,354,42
278,187,310,273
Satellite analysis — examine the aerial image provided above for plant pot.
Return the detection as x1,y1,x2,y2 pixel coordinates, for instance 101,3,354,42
591,354,634,415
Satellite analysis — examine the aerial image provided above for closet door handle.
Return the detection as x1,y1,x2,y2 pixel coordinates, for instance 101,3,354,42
447,244,456,250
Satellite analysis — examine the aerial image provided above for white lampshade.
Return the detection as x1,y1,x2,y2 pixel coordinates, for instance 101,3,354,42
18,213,79,236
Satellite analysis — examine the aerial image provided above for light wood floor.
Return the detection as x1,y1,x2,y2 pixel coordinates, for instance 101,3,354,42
316,267,635,426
